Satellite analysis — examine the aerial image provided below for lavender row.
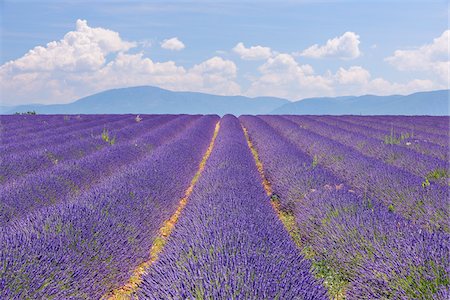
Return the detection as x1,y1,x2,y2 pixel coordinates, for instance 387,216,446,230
286,116,448,185
0,115,199,225
0,115,219,299
1,115,129,155
342,116,449,147
0,114,105,133
372,115,450,134
310,116,448,162
0,115,174,184
239,115,450,299
312,115,449,161
0,114,120,146
1,115,136,180
354,115,450,139
137,115,327,299
297,188,449,299
0,115,98,139
259,116,449,232
0,115,58,137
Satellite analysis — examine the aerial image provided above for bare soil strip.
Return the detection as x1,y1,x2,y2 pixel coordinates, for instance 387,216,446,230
242,125,302,245
242,124,345,300
103,121,221,300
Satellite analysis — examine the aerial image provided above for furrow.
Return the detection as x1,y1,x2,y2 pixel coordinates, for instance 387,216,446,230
104,121,220,299
136,115,326,299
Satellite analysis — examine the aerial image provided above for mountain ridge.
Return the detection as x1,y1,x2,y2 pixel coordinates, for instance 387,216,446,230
2,86,288,116
272,89,449,115
2,86,448,115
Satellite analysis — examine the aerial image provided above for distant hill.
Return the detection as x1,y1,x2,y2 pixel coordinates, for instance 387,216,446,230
3,86,288,116
2,86,448,115
271,90,449,115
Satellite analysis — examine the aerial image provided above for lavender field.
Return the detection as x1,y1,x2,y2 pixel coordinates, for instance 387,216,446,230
1,114,449,299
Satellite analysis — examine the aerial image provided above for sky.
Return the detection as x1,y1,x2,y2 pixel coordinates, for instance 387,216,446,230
0,0,449,106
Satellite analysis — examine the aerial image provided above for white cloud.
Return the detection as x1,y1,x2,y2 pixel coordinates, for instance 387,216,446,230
0,19,444,106
365,78,437,95
160,37,185,51
297,32,361,59
385,30,449,85
87,52,188,91
331,67,439,97
246,54,442,100
189,56,240,95
258,53,314,75
1,19,135,74
138,40,152,48
191,56,237,76
334,66,371,85
246,53,333,99
232,42,272,60
92,54,240,95
0,21,238,105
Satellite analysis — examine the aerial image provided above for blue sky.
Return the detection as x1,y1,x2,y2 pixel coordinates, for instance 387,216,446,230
1,1,448,105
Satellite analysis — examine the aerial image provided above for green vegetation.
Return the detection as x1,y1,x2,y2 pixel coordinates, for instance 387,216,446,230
14,111,37,115
425,168,449,181
422,178,431,188
388,203,395,212
389,261,449,300
422,168,449,188
383,125,413,145
273,195,348,299
101,128,116,145
311,154,319,168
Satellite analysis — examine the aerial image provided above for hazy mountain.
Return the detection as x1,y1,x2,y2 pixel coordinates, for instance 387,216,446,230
2,86,448,115
271,90,449,115
3,86,288,116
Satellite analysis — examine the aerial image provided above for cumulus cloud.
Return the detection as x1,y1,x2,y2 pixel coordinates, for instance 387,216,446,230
365,78,436,95
1,19,135,74
232,42,272,60
331,67,438,97
246,54,442,100
189,57,240,95
334,66,371,85
0,19,443,105
385,30,449,84
297,32,361,59
246,53,333,99
160,37,185,51
0,21,239,105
